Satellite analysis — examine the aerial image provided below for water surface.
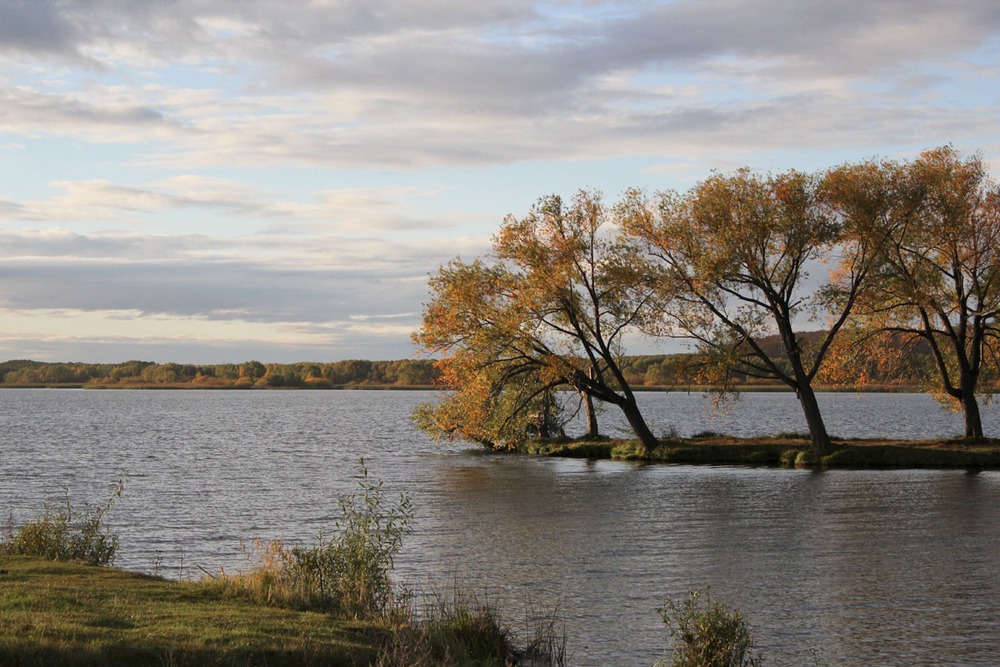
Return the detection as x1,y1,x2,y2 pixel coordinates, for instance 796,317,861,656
2,389,999,666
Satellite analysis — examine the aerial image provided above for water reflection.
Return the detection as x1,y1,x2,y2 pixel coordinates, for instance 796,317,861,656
410,459,1000,666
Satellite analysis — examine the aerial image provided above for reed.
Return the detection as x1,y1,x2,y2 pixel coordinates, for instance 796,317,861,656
376,586,566,667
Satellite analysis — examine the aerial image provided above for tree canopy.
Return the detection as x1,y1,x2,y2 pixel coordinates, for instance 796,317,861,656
413,190,658,452
827,147,1000,437
620,168,879,453
415,147,1000,451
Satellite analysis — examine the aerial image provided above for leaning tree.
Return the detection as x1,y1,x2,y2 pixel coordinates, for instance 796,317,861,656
414,190,659,453
622,169,879,454
828,147,1000,438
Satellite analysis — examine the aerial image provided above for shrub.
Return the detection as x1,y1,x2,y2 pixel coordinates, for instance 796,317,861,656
773,431,811,440
377,589,513,666
213,459,413,618
1,474,126,566
289,459,413,617
657,588,762,667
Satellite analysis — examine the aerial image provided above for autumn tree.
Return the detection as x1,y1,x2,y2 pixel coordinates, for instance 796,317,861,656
622,169,878,454
830,147,1000,438
413,190,659,452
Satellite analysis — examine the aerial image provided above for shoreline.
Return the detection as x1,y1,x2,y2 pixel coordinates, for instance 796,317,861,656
513,435,1000,469
0,382,964,393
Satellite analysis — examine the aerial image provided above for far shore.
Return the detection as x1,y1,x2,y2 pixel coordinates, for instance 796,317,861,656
0,381,956,393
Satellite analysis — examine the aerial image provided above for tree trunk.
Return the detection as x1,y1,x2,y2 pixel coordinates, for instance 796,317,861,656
961,391,984,439
582,391,599,438
796,383,832,454
778,323,832,455
619,397,657,455
538,390,552,438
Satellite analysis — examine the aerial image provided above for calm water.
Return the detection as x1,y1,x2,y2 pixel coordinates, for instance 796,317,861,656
2,389,1000,666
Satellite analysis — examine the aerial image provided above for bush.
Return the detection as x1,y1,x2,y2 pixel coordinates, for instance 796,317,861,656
290,459,413,617
657,588,762,667
1,474,126,566
213,459,413,617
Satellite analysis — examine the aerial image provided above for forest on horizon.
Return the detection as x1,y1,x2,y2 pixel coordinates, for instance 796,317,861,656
0,332,961,391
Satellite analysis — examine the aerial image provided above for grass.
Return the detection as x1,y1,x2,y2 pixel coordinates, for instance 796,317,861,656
0,462,568,666
207,461,412,618
0,557,380,666
376,587,565,667
2,475,126,566
0,558,569,667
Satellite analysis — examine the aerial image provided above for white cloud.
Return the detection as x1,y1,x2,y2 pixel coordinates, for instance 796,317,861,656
0,227,454,322
0,1,994,171
0,177,461,235
0,0,997,361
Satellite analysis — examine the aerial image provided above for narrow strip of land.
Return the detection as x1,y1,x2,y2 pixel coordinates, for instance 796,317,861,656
518,435,1000,468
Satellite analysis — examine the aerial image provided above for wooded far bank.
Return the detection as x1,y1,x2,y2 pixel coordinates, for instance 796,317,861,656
0,337,986,391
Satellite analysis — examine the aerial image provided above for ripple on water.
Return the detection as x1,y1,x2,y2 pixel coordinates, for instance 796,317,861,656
3,389,1000,666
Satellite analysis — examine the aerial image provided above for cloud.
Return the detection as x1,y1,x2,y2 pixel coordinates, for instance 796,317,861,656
0,86,174,142
0,177,459,233
1,1,996,171
0,1,80,59
0,312,419,363
0,227,460,324
0,0,997,363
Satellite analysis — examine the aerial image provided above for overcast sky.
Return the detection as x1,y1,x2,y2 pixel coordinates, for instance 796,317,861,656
1,0,998,363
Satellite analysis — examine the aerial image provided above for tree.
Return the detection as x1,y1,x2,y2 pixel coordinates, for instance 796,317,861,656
622,169,878,454
240,360,267,381
831,147,1000,437
414,190,658,452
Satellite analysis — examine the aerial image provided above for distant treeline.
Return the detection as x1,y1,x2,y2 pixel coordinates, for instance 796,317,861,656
0,359,440,388
0,341,937,389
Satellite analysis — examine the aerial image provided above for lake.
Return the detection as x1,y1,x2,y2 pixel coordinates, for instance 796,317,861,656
2,389,1000,666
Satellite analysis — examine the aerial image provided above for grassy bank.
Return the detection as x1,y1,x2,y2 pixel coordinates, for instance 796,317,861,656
1,558,757,667
0,557,382,666
519,435,1000,468
1,465,567,667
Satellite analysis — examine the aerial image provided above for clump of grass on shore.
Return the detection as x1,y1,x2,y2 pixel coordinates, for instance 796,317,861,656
379,587,566,667
205,459,567,664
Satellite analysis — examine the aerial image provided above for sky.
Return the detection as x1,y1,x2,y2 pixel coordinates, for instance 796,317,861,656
1,0,999,364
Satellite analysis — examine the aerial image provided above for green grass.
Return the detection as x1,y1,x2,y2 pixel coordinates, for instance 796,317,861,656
2,475,126,567
0,558,568,667
0,557,381,666
0,460,566,667
205,461,413,619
